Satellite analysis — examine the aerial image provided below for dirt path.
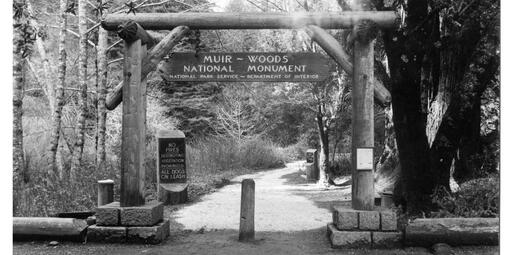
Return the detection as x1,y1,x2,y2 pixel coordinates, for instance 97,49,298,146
13,162,498,255
168,161,350,232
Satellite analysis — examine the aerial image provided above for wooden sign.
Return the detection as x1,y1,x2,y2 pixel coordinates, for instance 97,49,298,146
158,52,330,82
158,130,186,183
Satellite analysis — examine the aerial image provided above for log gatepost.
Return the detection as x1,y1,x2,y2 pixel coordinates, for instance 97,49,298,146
119,22,150,207
351,3,378,211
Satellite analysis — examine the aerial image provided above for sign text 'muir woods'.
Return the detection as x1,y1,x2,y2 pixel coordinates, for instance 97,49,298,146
158,52,330,82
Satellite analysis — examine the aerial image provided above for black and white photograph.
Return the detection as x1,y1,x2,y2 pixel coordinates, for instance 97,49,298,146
9,0,502,254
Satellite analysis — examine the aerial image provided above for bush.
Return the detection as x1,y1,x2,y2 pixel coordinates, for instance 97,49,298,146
281,141,308,161
240,138,286,169
431,176,499,218
330,153,351,177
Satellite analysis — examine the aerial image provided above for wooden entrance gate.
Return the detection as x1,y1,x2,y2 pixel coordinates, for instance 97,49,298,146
101,10,398,211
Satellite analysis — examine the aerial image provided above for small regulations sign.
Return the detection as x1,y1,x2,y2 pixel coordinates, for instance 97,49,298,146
158,52,330,82
157,130,186,183
356,147,373,171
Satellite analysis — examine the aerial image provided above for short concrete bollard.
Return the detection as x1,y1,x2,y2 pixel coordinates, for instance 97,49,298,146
239,179,255,242
97,179,114,206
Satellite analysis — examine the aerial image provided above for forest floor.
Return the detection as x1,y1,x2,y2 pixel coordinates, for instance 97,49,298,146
13,162,498,254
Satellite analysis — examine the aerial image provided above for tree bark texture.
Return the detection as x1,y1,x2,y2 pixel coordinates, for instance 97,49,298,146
96,5,108,174
120,40,147,207
379,0,499,213
26,0,55,113
70,0,89,181
13,6,26,187
49,0,68,176
316,111,329,186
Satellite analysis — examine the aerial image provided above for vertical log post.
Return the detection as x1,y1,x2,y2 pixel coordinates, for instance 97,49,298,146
351,19,377,211
239,179,255,242
97,179,114,206
120,36,147,207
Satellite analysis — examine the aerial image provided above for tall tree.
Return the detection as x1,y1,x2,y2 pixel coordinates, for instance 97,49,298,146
49,0,68,177
373,0,500,213
95,2,108,174
25,0,55,112
70,0,89,180
13,0,33,185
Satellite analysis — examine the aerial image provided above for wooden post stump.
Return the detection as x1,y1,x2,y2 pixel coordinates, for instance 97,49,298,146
239,179,255,242
98,179,114,206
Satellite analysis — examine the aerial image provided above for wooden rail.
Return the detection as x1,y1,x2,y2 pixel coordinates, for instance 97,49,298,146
102,12,398,31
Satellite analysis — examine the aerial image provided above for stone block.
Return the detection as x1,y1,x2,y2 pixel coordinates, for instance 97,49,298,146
380,210,397,231
96,202,120,226
327,223,371,248
359,210,380,230
127,219,170,244
332,206,358,230
372,231,402,248
87,225,126,243
120,201,164,226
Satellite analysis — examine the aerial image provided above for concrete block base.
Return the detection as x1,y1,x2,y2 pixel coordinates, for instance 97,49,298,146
120,201,164,226
327,223,403,249
87,225,126,243
96,202,120,226
127,220,170,244
332,206,397,231
332,207,358,230
372,231,402,248
359,210,380,230
327,223,371,248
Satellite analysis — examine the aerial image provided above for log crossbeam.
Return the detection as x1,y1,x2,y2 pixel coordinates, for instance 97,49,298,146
101,12,398,31
106,25,190,110
305,25,391,106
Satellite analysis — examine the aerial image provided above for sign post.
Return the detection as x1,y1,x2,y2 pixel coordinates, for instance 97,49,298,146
157,129,188,205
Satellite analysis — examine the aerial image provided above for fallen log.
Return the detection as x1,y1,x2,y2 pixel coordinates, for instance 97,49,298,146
305,25,392,106
105,25,190,110
405,218,499,247
13,217,88,241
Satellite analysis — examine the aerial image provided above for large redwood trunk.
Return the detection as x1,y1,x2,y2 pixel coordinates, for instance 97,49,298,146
381,0,435,213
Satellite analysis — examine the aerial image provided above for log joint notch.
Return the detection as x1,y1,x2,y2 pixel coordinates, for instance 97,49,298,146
352,19,379,44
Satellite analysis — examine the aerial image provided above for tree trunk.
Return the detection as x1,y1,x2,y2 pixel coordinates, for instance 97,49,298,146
381,0,434,213
70,0,88,181
96,15,108,174
26,0,55,113
375,106,400,194
13,11,26,187
49,0,68,176
316,111,329,185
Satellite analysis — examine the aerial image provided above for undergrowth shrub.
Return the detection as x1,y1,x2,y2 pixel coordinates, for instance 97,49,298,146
281,141,307,161
330,153,351,177
431,175,499,218
240,138,285,169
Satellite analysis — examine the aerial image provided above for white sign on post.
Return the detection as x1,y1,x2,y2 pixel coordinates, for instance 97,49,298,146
356,148,373,170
